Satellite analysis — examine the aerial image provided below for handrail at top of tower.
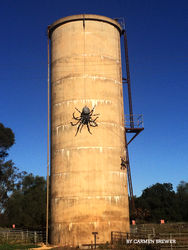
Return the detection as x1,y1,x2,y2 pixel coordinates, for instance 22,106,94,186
125,114,144,129
125,114,144,145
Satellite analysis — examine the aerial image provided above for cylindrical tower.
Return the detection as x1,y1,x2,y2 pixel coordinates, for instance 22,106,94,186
49,14,129,246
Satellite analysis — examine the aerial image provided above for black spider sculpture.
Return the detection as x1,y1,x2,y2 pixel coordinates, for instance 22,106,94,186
70,105,99,136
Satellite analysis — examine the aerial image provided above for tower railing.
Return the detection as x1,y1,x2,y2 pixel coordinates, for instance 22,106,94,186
125,114,144,129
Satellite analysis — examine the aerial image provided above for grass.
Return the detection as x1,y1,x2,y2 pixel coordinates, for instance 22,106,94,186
50,246,159,250
0,243,40,249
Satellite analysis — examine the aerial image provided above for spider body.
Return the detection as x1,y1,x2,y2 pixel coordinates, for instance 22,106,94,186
71,106,99,136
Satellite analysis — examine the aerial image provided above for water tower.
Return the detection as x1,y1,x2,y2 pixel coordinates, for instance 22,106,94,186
47,14,143,247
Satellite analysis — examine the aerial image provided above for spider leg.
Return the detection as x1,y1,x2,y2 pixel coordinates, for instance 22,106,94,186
89,120,98,127
80,123,84,133
73,112,80,120
75,108,81,114
92,113,100,116
75,123,81,136
90,123,97,127
71,120,80,126
87,123,92,134
93,117,99,122
89,117,98,123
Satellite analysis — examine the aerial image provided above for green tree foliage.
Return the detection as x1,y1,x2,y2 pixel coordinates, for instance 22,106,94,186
5,174,46,229
0,123,46,229
176,181,188,221
0,123,24,212
134,182,188,223
0,160,24,212
0,123,15,158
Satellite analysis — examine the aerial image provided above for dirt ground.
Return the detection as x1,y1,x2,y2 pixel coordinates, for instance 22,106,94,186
31,246,79,250
30,243,57,249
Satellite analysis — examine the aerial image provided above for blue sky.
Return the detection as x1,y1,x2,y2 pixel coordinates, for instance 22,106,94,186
0,0,187,196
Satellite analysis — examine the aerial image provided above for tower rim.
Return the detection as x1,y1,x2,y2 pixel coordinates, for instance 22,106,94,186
48,14,122,38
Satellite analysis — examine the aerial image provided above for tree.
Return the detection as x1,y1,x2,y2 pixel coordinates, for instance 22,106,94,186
135,183,179,222
0,123,46,229
0,123,24,212
5,174,46,229
176,181,188,221
0,160,24,212
0,123,15,158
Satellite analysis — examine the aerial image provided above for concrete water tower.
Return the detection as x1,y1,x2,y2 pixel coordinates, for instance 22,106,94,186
47,14,143,247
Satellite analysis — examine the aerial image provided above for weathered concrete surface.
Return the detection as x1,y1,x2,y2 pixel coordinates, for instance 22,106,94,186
49,14,129,246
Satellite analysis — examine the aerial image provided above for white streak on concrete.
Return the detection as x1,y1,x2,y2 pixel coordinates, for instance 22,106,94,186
53,195,123,203
119,172,126,178
53,172,68,177
100,122,124,130
114,196,120,203
53,75,122,86
107,196,112,202
55,122,124,134
66,150,70,161
95,196,101,199
99,147,103,153
54,99,113,107
55,198,59,204
56,124,70,133
55,146,120,154
55,148,64,153
93,222,98,229
75,146,114,150
80,53,119,62
69,223,72,231
111,171,126,179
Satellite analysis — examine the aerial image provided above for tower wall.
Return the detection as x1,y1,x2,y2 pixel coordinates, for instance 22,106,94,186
49,14,129,246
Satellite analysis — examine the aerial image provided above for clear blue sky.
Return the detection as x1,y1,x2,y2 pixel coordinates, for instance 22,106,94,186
0,0,187,196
